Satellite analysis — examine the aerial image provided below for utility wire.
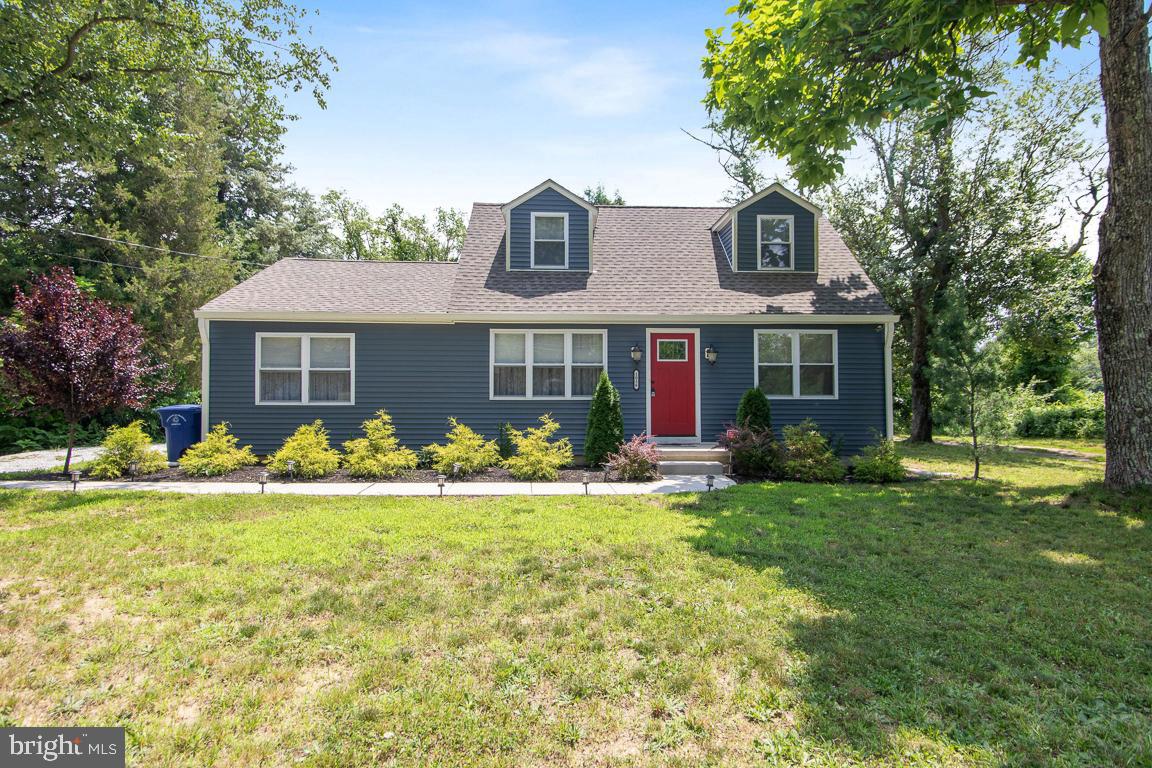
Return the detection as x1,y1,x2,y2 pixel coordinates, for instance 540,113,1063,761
0,215,268,269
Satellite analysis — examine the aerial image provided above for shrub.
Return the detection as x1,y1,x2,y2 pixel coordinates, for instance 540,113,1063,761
88,421,167,479
1015,392,1105,439
342,410,418,478
266,420,341,479
605,434,660,482
423,418,500,475
496,421,515,460
718,423,782,478
781,419,845,482
178,423,258,477
584,371,624,467
851,438,906,483
503,414,574,481
736,388,772,431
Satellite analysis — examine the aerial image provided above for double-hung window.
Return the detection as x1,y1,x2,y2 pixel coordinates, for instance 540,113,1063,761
257,333,354,404
491,330,605,399
755,330,836,398
757,215,794,270
531,212,568,268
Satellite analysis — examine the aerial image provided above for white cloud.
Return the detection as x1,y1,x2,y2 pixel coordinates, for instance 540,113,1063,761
455,28,672,117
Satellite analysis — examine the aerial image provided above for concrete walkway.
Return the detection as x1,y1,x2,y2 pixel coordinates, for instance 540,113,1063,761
0,474,735,496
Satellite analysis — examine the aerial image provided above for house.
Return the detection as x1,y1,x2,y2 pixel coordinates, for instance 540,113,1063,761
194,180,897,457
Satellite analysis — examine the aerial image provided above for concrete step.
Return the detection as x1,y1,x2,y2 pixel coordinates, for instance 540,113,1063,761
658,460,728,476
654,444,730,463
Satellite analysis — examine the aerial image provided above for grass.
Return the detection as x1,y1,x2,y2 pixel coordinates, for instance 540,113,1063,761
0,443,1148,767
914,434,1107,457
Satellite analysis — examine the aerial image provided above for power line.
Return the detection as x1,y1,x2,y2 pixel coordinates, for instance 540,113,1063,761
57,253,148,272
0,215,268,268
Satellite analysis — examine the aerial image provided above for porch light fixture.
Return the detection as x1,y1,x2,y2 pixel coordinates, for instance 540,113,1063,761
437,473,447,496
706,474,715,492
258,470,269,494
69,469,81,492
630,345,642,363
704,345,718,365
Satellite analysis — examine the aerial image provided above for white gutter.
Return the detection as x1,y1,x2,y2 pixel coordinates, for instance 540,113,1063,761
884,320,895,439
193,310,902,325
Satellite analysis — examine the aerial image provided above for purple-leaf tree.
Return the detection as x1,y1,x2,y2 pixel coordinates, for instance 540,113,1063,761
0,268,162,471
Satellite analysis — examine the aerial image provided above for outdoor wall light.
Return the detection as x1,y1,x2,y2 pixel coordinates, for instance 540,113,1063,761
258,470,269,494
704,345,718,365
70,469,81,492
630,345,642,363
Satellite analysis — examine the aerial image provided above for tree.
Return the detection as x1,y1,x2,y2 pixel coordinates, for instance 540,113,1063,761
735,388,772,431
703,1,1152,488
683,120,767,203
584,371,624,467
0,268,160,471
0,0,333,166
823,69,1101,442
583,184,625,205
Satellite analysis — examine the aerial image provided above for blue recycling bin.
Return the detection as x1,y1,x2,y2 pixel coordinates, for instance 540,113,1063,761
155,404,202,462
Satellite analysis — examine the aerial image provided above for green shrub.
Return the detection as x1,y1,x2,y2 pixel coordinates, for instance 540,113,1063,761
423,418,500,475
88,421,167,479
736,388,772,431
266,420,341,479
584,371,624,467
605,434,660,481
496,421,515,460
503,414,574,481
719,424,782,478
342,410,418,478
178,423,258,477
1016,393,1105,438
851,438,906,483
781,419,845,482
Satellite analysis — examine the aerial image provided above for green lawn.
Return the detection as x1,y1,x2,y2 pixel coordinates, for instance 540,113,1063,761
0,444,1148,767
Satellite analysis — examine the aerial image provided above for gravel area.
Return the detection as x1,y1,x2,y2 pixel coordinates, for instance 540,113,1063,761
0,444,164,473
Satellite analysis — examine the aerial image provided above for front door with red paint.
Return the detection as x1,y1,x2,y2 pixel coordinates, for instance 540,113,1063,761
650,332,696,438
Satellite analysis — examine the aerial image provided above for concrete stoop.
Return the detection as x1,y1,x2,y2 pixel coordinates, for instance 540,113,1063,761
653,443,730,476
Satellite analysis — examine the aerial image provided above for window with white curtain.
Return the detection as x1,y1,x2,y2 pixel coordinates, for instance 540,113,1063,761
491,330,606,399
755,330,837,398
257,333,354,404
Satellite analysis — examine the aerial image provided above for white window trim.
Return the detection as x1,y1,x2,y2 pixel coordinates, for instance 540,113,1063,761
530,211,569,270
489,328,606,400
255,332,355,405
756,214,795,271
753,329,838,399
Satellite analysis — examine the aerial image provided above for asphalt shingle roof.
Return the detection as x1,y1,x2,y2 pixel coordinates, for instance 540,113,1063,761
197,203,892,317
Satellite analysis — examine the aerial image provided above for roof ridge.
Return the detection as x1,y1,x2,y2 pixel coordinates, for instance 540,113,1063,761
281,257,459,264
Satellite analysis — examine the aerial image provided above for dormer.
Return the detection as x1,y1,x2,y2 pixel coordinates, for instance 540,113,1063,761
502,179,597,272
712,183,820,273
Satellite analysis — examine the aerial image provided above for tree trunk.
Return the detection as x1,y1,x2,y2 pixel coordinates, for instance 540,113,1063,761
63,421,76,474
1097,0,1152,489
908,301,934,442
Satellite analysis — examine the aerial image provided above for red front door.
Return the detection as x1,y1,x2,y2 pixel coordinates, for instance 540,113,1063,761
650,332,696,438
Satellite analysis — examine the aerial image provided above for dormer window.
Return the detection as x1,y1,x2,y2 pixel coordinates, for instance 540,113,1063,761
531,212,568,268
758,215,794,270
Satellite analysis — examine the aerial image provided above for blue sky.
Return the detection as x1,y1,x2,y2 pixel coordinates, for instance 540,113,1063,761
280,1,1101,218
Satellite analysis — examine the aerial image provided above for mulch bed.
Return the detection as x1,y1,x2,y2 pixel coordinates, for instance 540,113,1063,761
12,466,639,484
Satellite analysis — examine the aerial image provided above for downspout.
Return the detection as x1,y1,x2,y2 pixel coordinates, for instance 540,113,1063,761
197,317,210,438
883,321,894,439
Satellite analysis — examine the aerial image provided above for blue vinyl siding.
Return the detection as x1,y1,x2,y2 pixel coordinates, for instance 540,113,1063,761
508,188,590,271
716,221,733,267
207,321,885,457
735,192,816,272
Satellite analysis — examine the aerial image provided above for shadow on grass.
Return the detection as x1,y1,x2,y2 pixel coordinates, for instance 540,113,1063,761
671,478,1152,765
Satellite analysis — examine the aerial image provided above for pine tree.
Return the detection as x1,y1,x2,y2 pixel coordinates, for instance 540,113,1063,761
736,388,772,432
584,371,624,467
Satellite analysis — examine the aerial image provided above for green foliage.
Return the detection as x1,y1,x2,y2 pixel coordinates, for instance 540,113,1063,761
342,410,418,478
423,418,500,475
583,183,625,205
266,421,341,479
316,191,468,261
605,434,660,482
735,388,772,432
496,421,515,460
88,421,167,479
719,424,781,479
852,439,906,483
178,423,258,477
583,371,624,467
781,420,845,483
503,415,574,481
703,0,1104,187
1017,393,1105,439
